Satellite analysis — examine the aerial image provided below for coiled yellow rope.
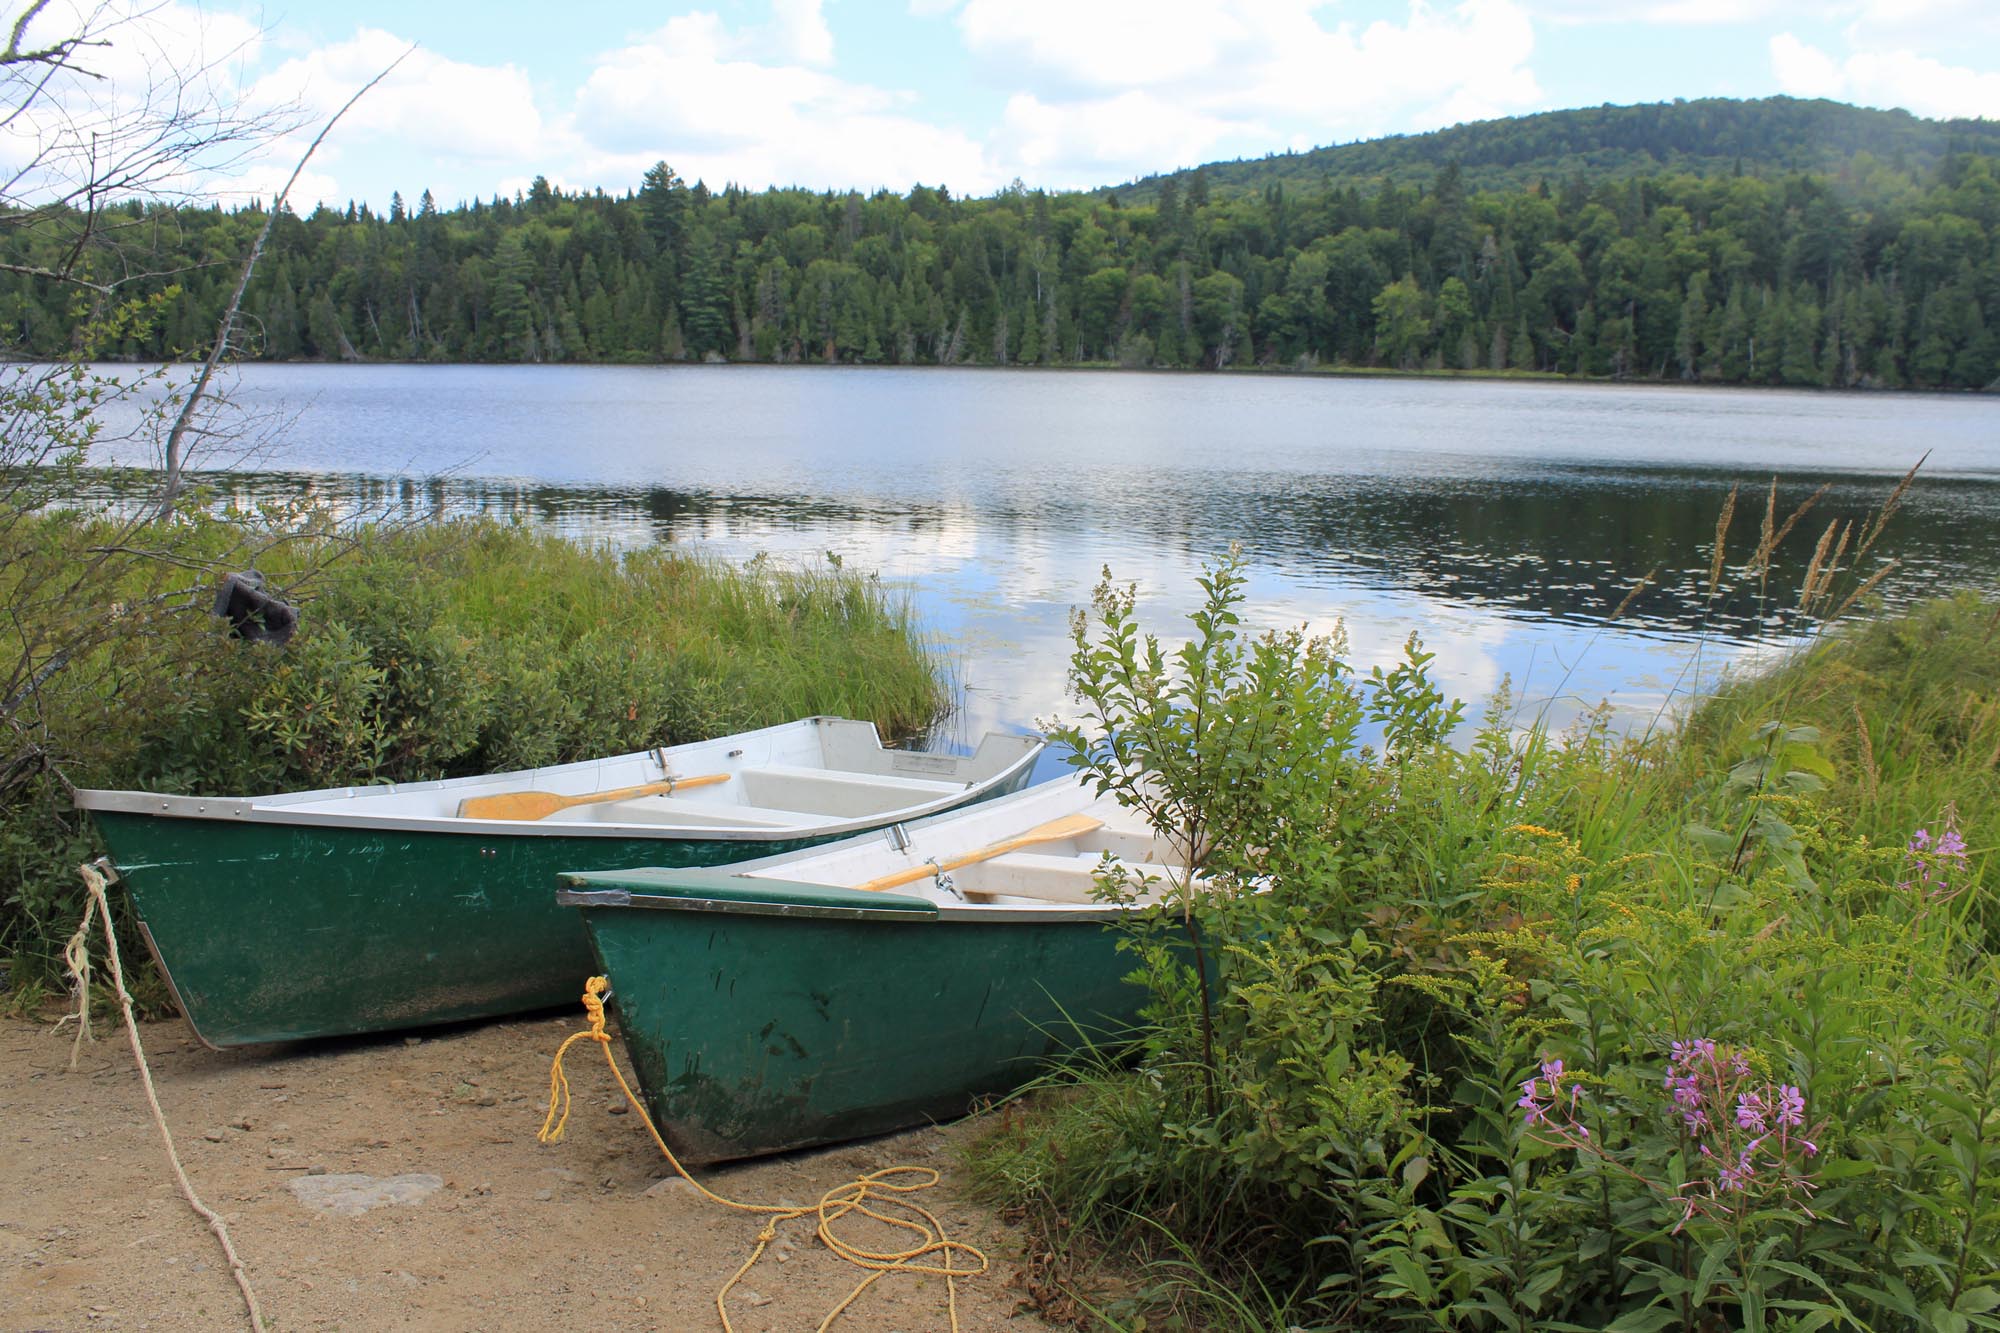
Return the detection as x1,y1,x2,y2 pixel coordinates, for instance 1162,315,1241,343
539,976,988,1332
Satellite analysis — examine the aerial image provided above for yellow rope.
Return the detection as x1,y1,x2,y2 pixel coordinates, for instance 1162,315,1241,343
540,976,987,1332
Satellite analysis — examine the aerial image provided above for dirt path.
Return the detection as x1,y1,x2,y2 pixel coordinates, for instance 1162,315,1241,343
1,1011,1053,1332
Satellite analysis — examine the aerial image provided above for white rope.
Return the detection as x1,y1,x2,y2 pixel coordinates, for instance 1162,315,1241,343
69,861,265,1331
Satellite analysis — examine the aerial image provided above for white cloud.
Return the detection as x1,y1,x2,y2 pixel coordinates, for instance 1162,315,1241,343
250,30,544,164
996,91,1256,179
1843,49,2000,119
771,0,836,66
1843,0,2000,43
961,0,1542,184
1768,33,1845,99
958,0,1253,91
569,14,996,191
1526,0,1800,24
1769,31,2000,119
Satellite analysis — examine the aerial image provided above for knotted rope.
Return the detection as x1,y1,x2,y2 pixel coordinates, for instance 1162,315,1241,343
540,976,987,1332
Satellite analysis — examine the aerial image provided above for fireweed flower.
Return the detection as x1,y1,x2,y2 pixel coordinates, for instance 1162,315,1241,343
1517,1043,1822,1232
1518,1059,1591,1144
1663,1037,1821,1230
1902,805,1971,907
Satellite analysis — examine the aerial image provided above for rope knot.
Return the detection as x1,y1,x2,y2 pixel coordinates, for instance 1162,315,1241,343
580,975,611,1043
538,976,613,1143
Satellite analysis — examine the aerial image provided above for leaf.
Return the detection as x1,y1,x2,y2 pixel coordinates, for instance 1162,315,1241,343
1686,824,1736,854
1384,1250,1434,1303
1962,1288,2000,1317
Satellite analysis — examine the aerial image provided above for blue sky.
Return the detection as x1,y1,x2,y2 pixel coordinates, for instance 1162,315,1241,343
16,1,2000,210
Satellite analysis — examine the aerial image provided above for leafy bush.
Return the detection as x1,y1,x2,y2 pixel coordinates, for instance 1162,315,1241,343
979,549,1998,1333
1,518,948,995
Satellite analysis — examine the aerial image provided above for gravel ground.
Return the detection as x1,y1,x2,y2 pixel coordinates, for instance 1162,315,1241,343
1,1009,1053,1332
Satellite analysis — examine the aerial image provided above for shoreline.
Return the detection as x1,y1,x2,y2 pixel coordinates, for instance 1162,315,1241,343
21,356,1993,397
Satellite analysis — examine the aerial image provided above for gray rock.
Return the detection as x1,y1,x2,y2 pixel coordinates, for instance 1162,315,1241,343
288,1172,444,1218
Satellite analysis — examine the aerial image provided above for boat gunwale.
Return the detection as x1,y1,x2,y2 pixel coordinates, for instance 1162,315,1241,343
558,885,942,922
70,721,1044,842
559,883,1138,926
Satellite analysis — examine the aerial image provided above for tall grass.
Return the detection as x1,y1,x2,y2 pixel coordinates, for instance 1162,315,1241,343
1,516,950,997
1680,591,2000,886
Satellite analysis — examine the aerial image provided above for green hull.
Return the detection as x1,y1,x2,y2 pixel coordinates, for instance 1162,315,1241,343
91,812,842,1047
562,868,1141,1164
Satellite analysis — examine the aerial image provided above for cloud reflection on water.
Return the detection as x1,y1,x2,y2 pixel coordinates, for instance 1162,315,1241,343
73,366,2000,746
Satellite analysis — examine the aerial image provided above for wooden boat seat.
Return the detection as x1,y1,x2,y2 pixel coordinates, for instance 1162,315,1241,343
953,851,1179,904
737,764,966,819
541,795,825,829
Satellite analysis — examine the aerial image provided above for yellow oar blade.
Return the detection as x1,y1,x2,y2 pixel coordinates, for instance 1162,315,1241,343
457,771,730,821
855,812,1106,893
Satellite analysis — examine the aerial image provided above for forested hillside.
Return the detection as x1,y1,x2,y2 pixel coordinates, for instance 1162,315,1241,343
1117,96,2000,201
2,99,1996,388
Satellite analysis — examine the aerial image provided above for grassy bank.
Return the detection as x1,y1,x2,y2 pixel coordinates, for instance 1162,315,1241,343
1,518,949,999
973,557,1996,1332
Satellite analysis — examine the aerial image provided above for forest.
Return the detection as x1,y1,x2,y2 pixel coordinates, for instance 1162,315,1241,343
1118,95,2000,201
1,98,1996,389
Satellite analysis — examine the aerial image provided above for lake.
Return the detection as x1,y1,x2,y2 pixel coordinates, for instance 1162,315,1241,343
82,363,2000,747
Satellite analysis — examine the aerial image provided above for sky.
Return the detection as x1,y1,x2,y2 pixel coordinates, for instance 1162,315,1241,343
12,0,2000,212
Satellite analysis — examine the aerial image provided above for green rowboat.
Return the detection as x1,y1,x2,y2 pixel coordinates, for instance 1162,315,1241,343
74,718,1041,1048
557,778,1190,1164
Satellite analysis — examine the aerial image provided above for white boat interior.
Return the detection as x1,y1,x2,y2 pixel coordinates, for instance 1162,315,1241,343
73,718,1043,837
741,779,1205,915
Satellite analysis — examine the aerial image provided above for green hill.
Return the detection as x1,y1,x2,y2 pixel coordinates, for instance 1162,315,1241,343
3,97,1996,390
1110,97,2000,203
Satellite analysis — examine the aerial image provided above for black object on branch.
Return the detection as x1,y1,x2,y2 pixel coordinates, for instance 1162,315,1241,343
211,571,297,645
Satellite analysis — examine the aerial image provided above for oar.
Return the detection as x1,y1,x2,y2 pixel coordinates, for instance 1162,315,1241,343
457,772,730,821
854,812,1106,893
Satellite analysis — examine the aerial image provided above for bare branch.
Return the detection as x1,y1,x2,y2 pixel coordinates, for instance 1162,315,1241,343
0,258,110,290
154,46,415,516
2,1,108,74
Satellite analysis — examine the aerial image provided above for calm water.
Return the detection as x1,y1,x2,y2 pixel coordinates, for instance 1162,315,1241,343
82,364,2000,745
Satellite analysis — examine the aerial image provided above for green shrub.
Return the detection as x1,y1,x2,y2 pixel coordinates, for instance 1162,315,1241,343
977,550,1999,1333
1,518,948,995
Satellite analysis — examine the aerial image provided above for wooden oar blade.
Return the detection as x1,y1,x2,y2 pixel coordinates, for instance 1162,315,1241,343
457,790,571,821
457,771,732,821
855,812,1106,892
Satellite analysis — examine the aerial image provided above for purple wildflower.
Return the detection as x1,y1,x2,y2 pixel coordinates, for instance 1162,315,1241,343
1518,1078,1546,1125
1904,806,1972,908
1519,1057,1592,1146
1662,1036,1822,1231
1718,1148,1758,1192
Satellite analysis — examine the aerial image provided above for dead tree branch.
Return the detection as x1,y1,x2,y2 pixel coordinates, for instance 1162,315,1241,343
153,47,415,517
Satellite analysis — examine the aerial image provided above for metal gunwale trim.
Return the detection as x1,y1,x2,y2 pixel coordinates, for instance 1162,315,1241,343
558,886,1136,926
71,738,1043,842
558,887,939,922
70,716,826,809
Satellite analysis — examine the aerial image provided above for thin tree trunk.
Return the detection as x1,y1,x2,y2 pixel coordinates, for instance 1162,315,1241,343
153,49,413,520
